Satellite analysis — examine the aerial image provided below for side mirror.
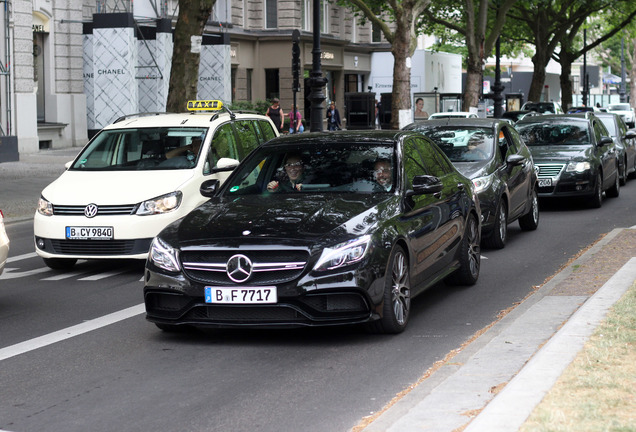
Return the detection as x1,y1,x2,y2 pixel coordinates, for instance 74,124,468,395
506,154,525,166
625,130,636,139
598,136,613,147
64,160,73,170
406,175,443,196
210,157,239,173
200,179,220,198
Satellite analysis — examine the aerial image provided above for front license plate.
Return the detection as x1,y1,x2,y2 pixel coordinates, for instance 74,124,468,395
205,286,277,304
538,178,552,187
66,226,113,240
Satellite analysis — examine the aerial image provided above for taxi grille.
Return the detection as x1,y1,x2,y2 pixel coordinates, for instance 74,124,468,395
536,163,565,178
52,204,137,216
181,249,309,285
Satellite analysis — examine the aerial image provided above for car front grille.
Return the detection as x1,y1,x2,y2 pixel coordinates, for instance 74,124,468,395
181,249,309,285
52,204,137,216
536,163,565,178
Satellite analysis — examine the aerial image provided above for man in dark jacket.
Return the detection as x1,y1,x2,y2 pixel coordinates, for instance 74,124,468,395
326,101,342,131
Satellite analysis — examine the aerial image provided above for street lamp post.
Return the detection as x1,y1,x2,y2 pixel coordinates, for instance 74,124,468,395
620,38,627,103
308,0,327,132
582,29,588,107
492,37,505,118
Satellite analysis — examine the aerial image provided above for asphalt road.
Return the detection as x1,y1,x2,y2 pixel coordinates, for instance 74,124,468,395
1,179,636,432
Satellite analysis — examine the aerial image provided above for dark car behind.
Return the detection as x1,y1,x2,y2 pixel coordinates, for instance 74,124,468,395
405,118,539,249
516,113,620,208
594,111,636,185
144,131,481,334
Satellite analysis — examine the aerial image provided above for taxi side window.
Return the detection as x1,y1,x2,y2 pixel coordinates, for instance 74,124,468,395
234,120,260,159
208,123,239,169
258,120,277,142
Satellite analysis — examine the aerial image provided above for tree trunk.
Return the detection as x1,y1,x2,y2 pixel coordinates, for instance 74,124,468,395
389,16,414,129
631,38,636,108
166,0,216,113
464,57,482,110
559,54,574,111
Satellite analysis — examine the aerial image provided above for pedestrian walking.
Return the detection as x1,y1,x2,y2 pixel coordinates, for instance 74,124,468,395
326,101,341,131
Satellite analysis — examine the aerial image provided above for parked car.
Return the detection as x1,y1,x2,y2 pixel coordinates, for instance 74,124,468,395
143,131,481,334
606,103,636,128
502,110,542,123
0,209,9,276
428,111,479,119
405,118,539,249
521,101,564,115
567,106,600,114
34,100,279,270
516,113,620,208
595,112,636,185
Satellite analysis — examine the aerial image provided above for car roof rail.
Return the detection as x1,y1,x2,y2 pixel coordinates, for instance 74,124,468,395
113,112,168,123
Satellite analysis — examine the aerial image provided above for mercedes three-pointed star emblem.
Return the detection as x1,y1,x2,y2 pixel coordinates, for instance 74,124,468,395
226,254,253,283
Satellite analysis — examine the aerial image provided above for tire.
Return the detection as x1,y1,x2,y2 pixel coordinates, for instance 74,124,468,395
606,168,620,198
43,258,77,270
519,188,540,231
619,157,627,186
445,214,480,286
589,172,603,208
368,246,411,334
483,201,507,249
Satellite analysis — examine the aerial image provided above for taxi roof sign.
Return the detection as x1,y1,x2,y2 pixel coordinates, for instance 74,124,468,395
187,100,223,111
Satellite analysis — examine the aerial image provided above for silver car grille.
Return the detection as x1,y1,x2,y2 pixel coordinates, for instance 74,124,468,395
52,204,137,216
535,163,565,178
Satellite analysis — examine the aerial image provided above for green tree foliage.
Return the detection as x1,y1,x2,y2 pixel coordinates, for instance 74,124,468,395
338,0,431,128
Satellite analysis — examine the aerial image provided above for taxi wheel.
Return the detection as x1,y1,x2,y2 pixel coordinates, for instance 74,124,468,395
43,258,77,270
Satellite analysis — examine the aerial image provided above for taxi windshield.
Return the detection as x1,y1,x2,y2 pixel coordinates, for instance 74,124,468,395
225,143,395,195
70,127,208,171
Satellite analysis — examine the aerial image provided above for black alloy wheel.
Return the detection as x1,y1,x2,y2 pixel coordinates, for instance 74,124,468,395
483,201,507,249
369,245,411,334
445,214,480,286
589,172,603,208
519,188,540,231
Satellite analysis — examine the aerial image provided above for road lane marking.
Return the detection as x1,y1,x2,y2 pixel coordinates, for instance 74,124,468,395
42,271,87,281
0,304,146,362
6,252,37,263
0,267,50,280
78,269,130,281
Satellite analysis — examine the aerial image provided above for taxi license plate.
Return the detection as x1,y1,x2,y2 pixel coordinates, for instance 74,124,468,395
205,286,277,304
66,226,113,240
538,178,552,187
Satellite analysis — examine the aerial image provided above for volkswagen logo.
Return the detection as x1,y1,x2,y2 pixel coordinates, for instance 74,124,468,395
84,203,98,218
226,254,253,283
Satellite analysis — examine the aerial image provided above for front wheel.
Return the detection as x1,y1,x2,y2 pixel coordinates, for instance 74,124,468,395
445,214,480,286
589,172,603,208
519,188,540,231
368,246,411,334
43,258,77,270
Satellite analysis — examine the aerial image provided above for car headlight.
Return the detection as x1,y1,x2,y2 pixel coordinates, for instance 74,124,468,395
148,237,181,272
471,173,494,194
314,235,371,272
566,161,591,173
37,197,53,216
136,191,182,215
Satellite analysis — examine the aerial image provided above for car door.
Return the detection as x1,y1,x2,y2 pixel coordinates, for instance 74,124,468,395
400,137,463,289
592,118,617,188
499,125,532,219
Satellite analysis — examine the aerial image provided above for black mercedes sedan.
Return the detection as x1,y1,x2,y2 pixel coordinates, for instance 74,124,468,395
144,131,481,334
405,119,539,249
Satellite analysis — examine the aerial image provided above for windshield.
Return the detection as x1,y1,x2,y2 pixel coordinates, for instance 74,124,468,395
224,143,395,196
415,127,494,162
517,122,590,146
523,102,555,114
608,104,631,111
71,127,208,171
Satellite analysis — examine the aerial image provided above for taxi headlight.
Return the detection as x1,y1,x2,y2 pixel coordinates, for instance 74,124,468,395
149,237,181,272
37,197,54,216
314,235,371,272
136,191,182,215
472,173,494,194
566,161,591,173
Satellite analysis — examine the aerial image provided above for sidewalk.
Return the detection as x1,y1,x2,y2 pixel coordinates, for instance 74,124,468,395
359,228,636,431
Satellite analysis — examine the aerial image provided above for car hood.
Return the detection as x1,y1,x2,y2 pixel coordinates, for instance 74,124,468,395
452,161,491,179
41,170,195,204
164,194,394,246
528,145,592,162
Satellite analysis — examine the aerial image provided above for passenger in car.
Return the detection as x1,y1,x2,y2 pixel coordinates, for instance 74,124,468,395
373,158,393,191
267,153,306,192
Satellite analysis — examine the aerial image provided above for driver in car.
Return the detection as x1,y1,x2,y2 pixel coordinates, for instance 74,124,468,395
267,153,306,192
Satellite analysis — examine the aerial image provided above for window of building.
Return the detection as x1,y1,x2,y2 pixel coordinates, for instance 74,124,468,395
322,1,329,33
301,0,311,31
247,69,253,101
265,69,280,100
265,0,277,29
372,21,382,43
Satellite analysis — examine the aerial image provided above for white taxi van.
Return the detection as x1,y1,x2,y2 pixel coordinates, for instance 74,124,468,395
34,100,278,269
